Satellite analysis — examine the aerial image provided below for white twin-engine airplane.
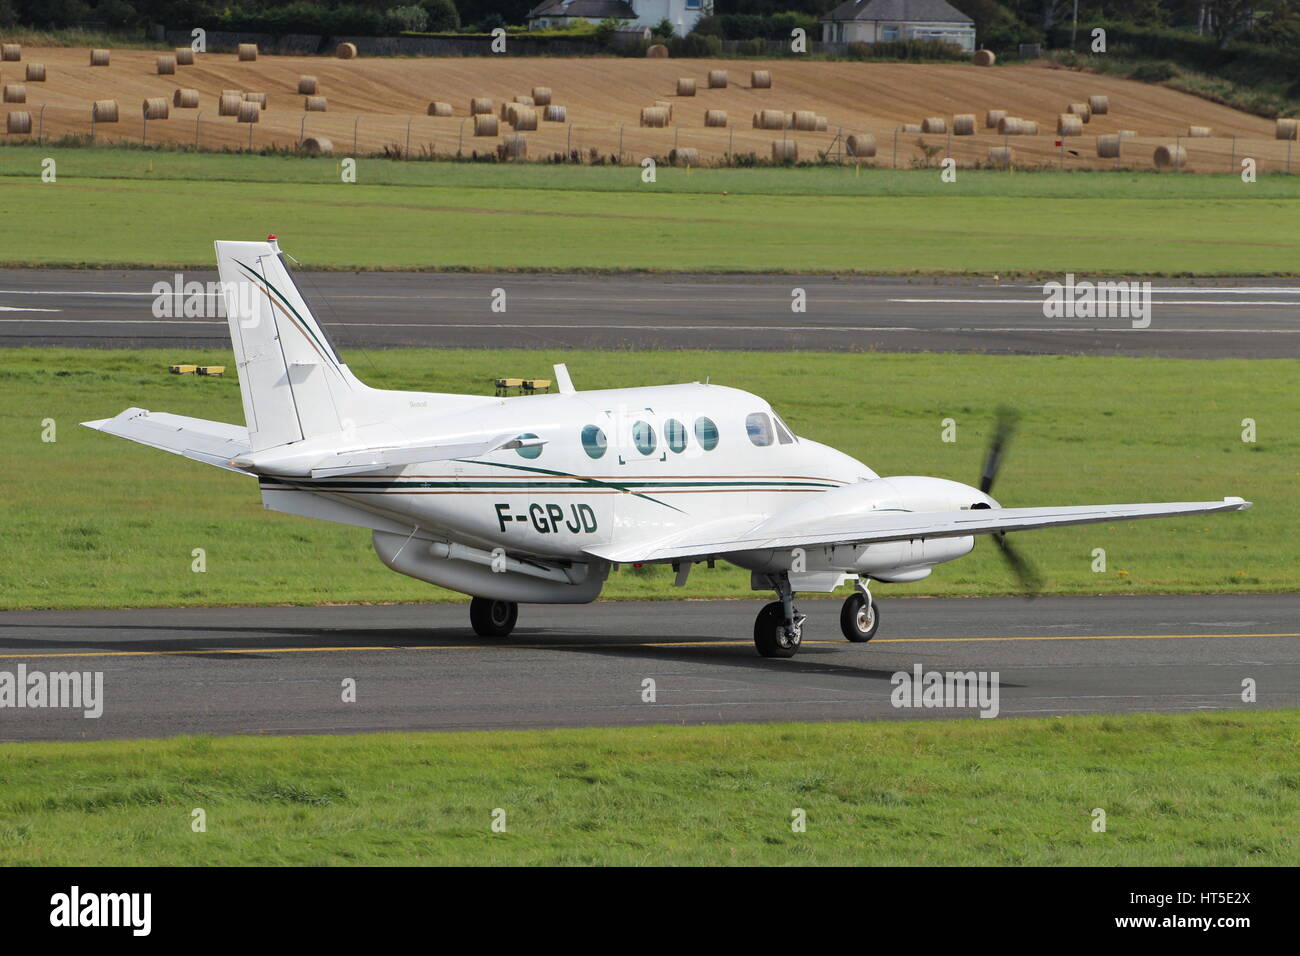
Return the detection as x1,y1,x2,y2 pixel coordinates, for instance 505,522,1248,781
85,239,1252,658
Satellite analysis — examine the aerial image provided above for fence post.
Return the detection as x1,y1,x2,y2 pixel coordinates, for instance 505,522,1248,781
248,119,254,152
405,117,412,158
1229,133,1235,175
195,112,202,150
566,122,572,155
353,116,359,156
299,114,306,146
142,114,148,146
37,104,45,144
727,126,732,158
618,124,624,164
90,109,96,144
892,127,898,169
458,117,466,157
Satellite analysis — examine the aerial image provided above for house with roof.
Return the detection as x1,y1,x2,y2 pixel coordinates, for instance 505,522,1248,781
820,0,976,52
527,0,709,34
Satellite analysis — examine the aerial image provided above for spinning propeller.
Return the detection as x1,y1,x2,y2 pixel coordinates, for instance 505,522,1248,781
979,407,1044,598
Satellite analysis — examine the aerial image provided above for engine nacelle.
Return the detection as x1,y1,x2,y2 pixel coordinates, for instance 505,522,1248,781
373,531,608,604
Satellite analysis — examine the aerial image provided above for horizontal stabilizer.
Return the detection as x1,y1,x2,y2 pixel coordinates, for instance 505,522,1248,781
308,433,532,478
82,408,252,474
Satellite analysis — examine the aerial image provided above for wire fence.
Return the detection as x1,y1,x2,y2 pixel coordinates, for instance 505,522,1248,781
3,104,1297,174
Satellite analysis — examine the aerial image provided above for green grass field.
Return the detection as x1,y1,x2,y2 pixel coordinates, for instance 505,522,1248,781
2,347,1290,610
1,712,1294,865
2,146,1298,273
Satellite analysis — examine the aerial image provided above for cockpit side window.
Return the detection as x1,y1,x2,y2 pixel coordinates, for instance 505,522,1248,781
772,414,796,445
746,412,774,447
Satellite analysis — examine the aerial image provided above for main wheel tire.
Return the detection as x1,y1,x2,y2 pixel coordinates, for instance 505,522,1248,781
840,592,879,643
754,600,801,658
470,597,518,637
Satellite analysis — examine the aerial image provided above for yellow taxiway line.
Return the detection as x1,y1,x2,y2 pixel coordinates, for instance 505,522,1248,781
0,632,1295,661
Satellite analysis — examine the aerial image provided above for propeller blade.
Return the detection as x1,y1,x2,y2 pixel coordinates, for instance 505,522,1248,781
994,532,1043,598
979,406,1020,495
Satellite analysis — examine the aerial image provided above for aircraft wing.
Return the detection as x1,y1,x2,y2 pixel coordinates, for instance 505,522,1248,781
584,498,1252,564
82,408,253,475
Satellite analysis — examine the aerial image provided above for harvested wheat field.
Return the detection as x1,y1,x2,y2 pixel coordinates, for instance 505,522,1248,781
1,46,1293,171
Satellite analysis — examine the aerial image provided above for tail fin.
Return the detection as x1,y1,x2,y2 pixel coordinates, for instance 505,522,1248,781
215,238,359,452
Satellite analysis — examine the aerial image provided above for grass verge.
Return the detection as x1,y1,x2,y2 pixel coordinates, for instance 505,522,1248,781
1,147,1298,273
1,712,1295,865
1,348,1290,610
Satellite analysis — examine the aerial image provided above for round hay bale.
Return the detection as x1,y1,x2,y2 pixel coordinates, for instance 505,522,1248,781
1117,129,1136,139
470,97,492,115
514,94,535,106
708,70,727,89
677,77,696,97
640,106,670,128
531,86,551,106
175,47,194,66
237,43,258,62
1187,125,1211,137
1275,118,1298,141
1067,102,1091,122
1021,120,1039,135
90,49,110,67
428,101,453,117
219,93,242,116
1057,114,1083,136
997,116,1024,135
25,63,45,82
1153,144,1186,169
646,44,669,58
510,105,537,131
972,49,995,67
92,99,119,123
298,76,318,95
1089,94,1109,115
670,147,699,166
987,146,1012,166
6,111,31,134
792,110,817,131
304,95,328,112
501,101,516,122
3,84,26,104
302,136,333,156
473,113,498,136
847,133,876,157
173,88,200,109
985,109,1006,129
1096,134,1121,158
337,42,358,59
655,100,673,117
543,104,566,122
221,89,240,97
704,108,727,127
244,91,267,110
771,140,798,163
157,54,176,75
815,115,828,131
237,100,260,123
902,123,922,133
750,69,771,89
142,97,169,120
953,113,975,135
497,133,527,160
1,43,20,61
921,117,946,134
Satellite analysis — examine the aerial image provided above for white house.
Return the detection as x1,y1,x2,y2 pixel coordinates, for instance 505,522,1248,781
820,0,975,52
528,0,709,34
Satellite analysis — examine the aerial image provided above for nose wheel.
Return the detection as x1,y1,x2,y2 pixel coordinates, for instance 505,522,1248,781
840,591,880,642
470,597,518,637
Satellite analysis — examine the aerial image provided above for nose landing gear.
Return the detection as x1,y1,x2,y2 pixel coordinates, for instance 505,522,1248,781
840,583,880,643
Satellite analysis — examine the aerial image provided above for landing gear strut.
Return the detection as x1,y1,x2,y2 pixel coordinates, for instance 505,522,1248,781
470,597,518,637
753,572,805,658
840,582,880,643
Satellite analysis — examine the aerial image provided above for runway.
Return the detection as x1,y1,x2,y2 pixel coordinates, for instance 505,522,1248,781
0,594,1295,741
3,270,1299,357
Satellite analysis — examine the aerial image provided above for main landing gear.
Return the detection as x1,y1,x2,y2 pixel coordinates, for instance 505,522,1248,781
470,597,518,637
753,576,880,658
